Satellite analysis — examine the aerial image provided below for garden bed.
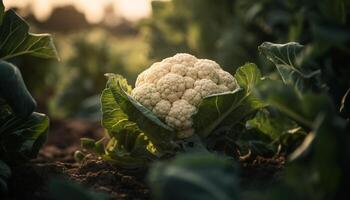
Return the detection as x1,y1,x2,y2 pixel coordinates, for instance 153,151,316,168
6,119,285,200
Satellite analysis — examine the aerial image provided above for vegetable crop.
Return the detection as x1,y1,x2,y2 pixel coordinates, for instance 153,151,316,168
0,0,58,194
132,53,239,138
81,52,267,168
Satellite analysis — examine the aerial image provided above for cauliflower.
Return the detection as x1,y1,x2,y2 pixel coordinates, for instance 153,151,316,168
194,79,222,97
156,73,186,102
153,100,171,119
131,83,161,110
165,100,196,138
132,53,238,138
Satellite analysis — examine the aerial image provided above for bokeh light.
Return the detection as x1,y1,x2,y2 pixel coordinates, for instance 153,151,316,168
3,0,152,23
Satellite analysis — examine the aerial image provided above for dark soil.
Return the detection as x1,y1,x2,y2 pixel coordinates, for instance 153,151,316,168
6,119,149,200
5,119,285,200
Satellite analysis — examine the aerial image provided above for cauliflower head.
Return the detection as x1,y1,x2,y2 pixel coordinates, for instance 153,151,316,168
132,53,239,138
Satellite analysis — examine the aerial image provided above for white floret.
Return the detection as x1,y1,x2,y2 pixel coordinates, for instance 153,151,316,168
217,70,238,90
131,53,240,139
194,59,220,84
144,62,171,84
131,83,161,110
197,59,221,70
217,85,230,93
185,67,198,79
165,100,197,137
152,100,171,119
171,64,187,76
182,89,202,106
194,79,220,97
135,70,147,87
156,73,186,102
163,53,197,67
184,76,195,89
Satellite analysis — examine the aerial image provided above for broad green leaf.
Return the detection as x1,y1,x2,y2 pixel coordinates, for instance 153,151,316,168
148,153,239,200
193,89,245,138
258,42,304,82
104,133,157,169
219,95,265,127
0,160,10,180
0,0,4,24
105,74,176,151
0,160,10,194
258,42,321,91
246,109,306,155
193,63,264,138
49,178,108,200
0,61,36,118
246,109,298,140
235,63,261,93
219,63,266,126
0,10,58,60
100,78,160,169
255,80,334,129
0,112,49,162
101,88,129,132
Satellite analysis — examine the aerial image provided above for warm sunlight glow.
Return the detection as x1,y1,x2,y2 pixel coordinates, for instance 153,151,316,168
3,0,152,23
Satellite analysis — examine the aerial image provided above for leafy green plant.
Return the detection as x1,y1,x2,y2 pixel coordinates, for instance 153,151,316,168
80,59,266,169
49,178,107,200
50,30,150,119
0,0,58,195
144,0,350,103
148,153,239,200
145,40,349,200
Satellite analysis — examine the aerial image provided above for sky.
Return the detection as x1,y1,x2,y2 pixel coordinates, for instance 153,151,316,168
3,0,152,23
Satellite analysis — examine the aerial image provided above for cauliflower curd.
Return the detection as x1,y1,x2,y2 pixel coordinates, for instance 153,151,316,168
131,53,238,138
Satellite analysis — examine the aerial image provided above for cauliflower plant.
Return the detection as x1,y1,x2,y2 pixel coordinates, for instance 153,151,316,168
132,53,238,138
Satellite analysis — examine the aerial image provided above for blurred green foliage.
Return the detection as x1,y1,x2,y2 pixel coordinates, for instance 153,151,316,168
49,29,150,118
14,0,350,120
144,0,350,104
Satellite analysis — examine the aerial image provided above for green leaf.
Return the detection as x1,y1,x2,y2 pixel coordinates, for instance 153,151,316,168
0,160,11,194
49,178,108,200
1,112,49,161
193,89,245,138
0,160,11,180
103,133,157,169
100,79,161,169
0,0,4,24
147,153,239,200
255,80,334,129
258,42,304,82
235,63,261,93
105,74,175,151
193,63,264,138
0,178,8,194
0,10,59,60
101,88,129,132
246,109,298,140
0,61,36,118
258,42,321,91
0,62,42,162
0,112,49,163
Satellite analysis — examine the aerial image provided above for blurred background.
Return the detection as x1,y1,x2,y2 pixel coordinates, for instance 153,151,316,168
4,0,350,121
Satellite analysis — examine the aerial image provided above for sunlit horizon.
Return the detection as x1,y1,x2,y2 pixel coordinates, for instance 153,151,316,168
3,0,152,23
